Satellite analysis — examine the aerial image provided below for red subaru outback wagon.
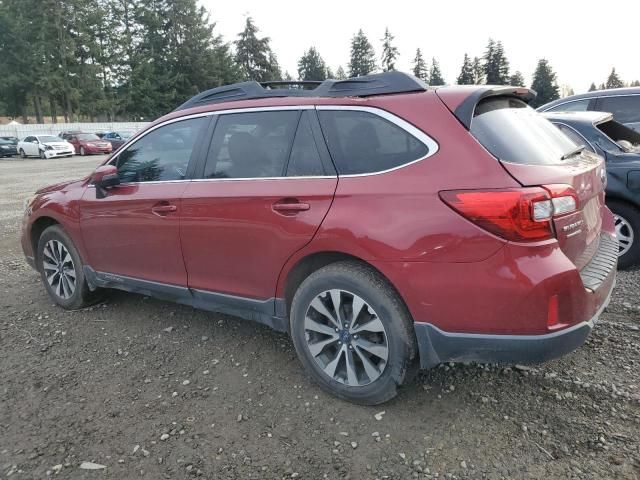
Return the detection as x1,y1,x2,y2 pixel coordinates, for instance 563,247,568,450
21,72,617,404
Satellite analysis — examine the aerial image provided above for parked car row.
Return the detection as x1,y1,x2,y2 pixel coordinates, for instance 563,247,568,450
0,130,137,159
538,87,640,269
21,72,622,404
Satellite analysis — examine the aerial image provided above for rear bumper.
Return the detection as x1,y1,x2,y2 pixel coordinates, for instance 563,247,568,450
414,279,613,368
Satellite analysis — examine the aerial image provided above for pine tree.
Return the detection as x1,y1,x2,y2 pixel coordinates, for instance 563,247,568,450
412,48,428,82
599,83,606,90
530,59,560,107
326,67,334,79
348,29,376,77
235,17,280,82
457,53,474,85
483,39,510,84
588,82,597,92
472,56,484,84
297,47,327,81
509,71,525,87
605,68,624,89
335,66,347,80
631,80,640,87
380,27,399,72
429,58,445,86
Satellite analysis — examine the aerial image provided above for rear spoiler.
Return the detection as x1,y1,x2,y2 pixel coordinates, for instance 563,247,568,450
436,86,537,130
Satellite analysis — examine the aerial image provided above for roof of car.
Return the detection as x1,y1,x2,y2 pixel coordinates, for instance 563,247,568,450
538,87,640,111
542,111,614,125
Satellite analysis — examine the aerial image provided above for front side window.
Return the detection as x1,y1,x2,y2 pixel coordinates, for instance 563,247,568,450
597,95,640,123
317,110,429,175
204,111,299,179
547,99,590,112
116,117,206,183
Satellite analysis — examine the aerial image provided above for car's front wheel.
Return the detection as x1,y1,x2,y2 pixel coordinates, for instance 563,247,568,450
19,149,26,158
37,225,101,309
290,261,418,405
39,149,45,159
80,146,86,156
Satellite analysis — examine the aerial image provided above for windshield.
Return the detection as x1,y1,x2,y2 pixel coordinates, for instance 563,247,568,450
470,97,579,165
77,133,100,141
37,135,61,143
0,138,15,144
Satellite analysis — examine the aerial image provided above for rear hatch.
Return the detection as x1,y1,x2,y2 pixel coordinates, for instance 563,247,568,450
466,96,606,269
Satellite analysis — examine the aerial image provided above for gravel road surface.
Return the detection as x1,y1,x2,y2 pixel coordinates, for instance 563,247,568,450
0,155,638,479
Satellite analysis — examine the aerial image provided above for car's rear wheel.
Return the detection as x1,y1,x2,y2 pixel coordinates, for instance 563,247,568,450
608,200,639,269
37,225,101,309
290,261,418,405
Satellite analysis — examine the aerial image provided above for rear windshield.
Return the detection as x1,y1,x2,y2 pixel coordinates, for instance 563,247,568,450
470,97,578,165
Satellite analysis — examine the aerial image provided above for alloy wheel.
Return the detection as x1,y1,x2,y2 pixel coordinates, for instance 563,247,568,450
42,239,76,299
303,289,389,386
614,214,634,257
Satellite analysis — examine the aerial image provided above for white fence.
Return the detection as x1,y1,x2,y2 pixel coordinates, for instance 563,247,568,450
0,122,150,140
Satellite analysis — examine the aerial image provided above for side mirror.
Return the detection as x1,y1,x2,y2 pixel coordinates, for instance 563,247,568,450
91,165,120,199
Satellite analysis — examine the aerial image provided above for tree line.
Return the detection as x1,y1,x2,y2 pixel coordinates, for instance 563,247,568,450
0,0,637,122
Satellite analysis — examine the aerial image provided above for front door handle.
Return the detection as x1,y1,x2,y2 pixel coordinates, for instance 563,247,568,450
272,200,310,215
151,203,177,216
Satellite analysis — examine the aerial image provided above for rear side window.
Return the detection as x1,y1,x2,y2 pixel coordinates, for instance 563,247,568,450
204,111,299,179
470,97,578,165
597,95,640,123
286,112,325,177
318,110,429,174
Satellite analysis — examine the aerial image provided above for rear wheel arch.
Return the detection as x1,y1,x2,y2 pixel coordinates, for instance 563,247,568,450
282,251,413,324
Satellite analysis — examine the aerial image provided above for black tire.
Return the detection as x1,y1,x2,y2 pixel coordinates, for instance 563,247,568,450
607,200,640,269
290,261,418,405
39,149,45,159
36,225,101,309
19,148,26,158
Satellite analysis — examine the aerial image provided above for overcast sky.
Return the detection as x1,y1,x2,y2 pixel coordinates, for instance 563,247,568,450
201,0,639,94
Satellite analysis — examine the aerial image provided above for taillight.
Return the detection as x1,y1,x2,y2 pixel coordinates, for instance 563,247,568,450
439,185,578,242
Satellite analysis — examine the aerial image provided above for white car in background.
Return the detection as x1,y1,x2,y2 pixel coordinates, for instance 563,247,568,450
17,135,75,159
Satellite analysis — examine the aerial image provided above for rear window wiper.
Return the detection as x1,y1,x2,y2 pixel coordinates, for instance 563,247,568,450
561,144,585,160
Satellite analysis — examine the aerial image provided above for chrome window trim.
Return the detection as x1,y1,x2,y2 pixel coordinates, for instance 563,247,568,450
551,121,597,153
542,98,591,112
315,105,439,177
106,104,439,183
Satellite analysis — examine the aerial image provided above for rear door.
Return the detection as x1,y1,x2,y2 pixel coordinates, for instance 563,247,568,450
180,108,337,300
469,97,607,269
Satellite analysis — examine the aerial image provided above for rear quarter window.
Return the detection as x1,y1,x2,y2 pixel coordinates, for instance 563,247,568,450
317,109,430,175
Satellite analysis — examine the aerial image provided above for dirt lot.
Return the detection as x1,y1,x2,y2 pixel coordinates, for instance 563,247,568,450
0,155,639,480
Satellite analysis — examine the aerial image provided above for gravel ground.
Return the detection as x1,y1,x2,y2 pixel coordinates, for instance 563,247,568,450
0,155,639,480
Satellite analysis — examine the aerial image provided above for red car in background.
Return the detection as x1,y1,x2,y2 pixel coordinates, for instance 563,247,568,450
65,133,112,156
20,72,617,404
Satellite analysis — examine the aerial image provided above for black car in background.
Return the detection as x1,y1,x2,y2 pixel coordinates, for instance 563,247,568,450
0,136,18,157
538,87,640,132
543,111,640,268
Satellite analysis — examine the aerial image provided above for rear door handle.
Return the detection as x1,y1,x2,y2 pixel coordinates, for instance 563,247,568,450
151,203,177,216
272,200,310,215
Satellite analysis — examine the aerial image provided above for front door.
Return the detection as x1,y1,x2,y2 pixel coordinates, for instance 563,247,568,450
180,109,337,300
79,115,210,286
